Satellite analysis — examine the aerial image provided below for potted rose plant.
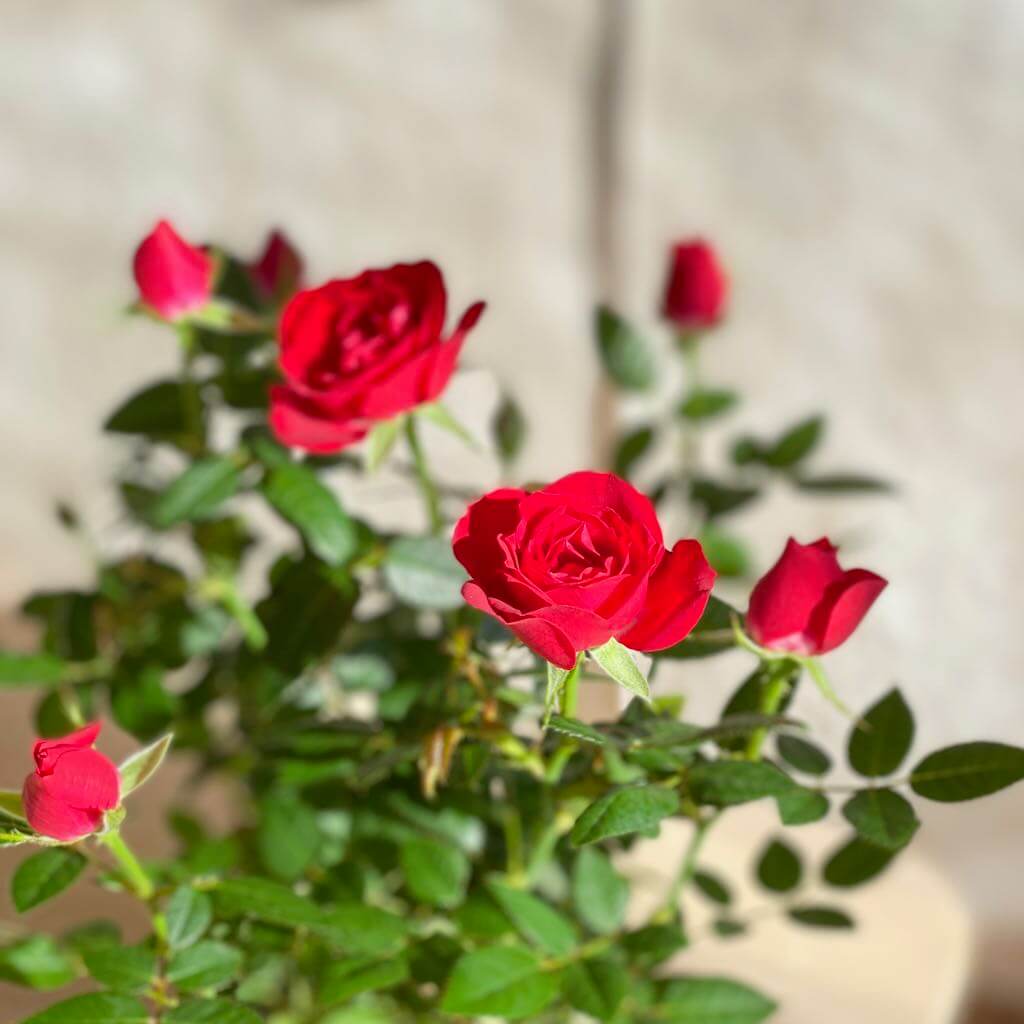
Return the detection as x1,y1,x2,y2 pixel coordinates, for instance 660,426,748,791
1,223,1021,1024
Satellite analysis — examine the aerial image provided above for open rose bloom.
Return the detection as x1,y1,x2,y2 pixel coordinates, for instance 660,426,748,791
453,471,716,669
270,260,485,453
747,537,887,655
22,723,120,842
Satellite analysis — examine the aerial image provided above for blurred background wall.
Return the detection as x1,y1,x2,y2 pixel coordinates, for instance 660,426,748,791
1,0,1023,1019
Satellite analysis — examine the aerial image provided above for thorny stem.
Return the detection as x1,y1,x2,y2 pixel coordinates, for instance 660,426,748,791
405,415,443,534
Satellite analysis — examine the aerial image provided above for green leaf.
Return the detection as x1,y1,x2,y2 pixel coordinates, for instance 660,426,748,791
788,906,854,929
19,993,150,1024
0,652,69,688
910,742,1024,802
657,596,737,660
400,837,470,908
488,881,577,955
418,402,479,449
164,1000,262,1024
848,688,914,778
622,922,687,967
316,904,409,957
118,733,173,797
776,787,829,826
842,789,919,850
215,877,323,929
689,477,760,520
12,849,87,912
493,394,527,462
149,456,242,528
167,940,243,992
571,785,680,846
794,473,892,495
697,526,750,579
595,306,655,391
658,976,776,1024
564,957,629,1020
590,638,650,702
776,734,831,776
262,462,359,566
547,714,608,746
0,935,77,989
756,839,802,893
613,425,655,478
823,836,895,888
441,945,558,1020
82,945,157,991
259,791,321,882
165,886,213,951
321,955,410,1005
765,415,824,468
688,761,794,807
678,389,738,421
693,870,732,906
383,535,467,610
364,416,404,472
572,847,629,933
104,380,191,437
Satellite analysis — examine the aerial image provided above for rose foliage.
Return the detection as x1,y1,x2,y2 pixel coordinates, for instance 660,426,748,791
1,226,1022,1024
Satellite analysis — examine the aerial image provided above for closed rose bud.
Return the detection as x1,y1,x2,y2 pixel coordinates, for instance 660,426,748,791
22,723,120,842
747,538,887,655
132,220,214,320
251,229,303,303
270,260,484,454
453,471,716,669
662,239,728,330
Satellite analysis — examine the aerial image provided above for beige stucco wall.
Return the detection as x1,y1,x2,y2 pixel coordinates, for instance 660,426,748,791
1,1,1022,1018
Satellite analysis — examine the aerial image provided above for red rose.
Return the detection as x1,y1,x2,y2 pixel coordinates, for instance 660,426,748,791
270,261,484,454
662,239,728,329
22,723,120,842
251,229,303,303
133,220,214,320
747,537,887,655
453,471,716,669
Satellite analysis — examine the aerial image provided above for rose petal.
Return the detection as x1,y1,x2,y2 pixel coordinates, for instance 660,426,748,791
617,540,716,652
269,385,369,454
22,773,103,842
40,748,120,811
807,569,888,654
133,220,213,320
452,489,527,577
543,472,663,547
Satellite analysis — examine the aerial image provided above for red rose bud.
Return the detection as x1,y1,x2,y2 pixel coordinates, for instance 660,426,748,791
251,229,303,302
453,471,716,670
747,537,887,655
662,239,728,330
22,723,120,842
132,220,214,320
270,260,484,454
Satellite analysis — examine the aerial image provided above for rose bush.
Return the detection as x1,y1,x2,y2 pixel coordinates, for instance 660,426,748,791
270,260,485,453
1,225,1021,1024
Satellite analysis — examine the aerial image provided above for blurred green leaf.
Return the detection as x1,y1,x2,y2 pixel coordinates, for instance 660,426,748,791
12,849,86,912
693,870,732,906
590,638,650,702
657,976,776,1024
776,787,829,826
401,837,470,909
82,945,157,991
563,958,628,1020
788,906,854,929
20,993,149,1024
776,734,831,776
493,394,527,462
441,945,557,1020
823,836,895,888
794,473,892,494
149,456,242,528
488,881,577,955
848,688,914,778
571,786,679,846
756,838,802,893
910,742,1024,802
842,788,919,850
572,847,629,934
384,535,467,610
678,389,738,421
765,415,824,468
165,886,213,951
613,425,655,478
595,306,655,391
262,462,359,567
688,761,794,807
690,477,760,520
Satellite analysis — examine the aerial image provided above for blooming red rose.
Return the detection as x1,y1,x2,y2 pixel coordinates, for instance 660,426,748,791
747,537,887,655
270,261,484,454
453,471,716,669
133,220,214,320
662,239,728,329
251,229,303,303
22,723,120,842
